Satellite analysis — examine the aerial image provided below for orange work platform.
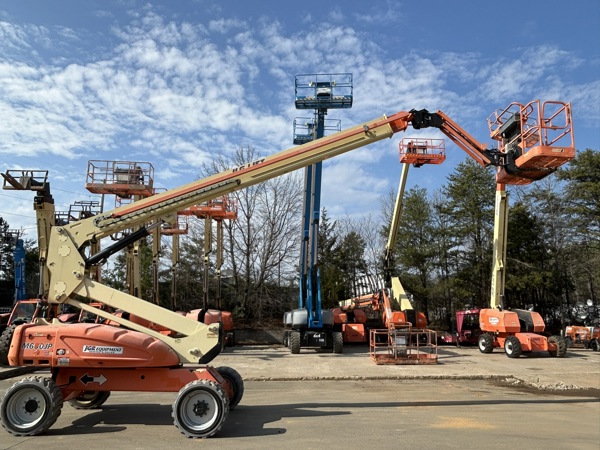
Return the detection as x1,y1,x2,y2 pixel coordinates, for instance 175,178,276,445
399,138,446,166
181,196,238,220
369,327,438,365
86,160,154,198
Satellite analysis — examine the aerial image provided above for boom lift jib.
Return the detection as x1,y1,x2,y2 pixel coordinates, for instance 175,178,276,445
0,99,574,438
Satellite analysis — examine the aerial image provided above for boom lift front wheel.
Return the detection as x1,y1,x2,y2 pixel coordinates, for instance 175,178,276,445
0,376,63,436
478,333,494,353
332,331,343,354
172,379,229,439
504,335,522,358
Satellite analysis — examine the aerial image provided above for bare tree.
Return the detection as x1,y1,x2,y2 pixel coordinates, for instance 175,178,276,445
199,145,303,321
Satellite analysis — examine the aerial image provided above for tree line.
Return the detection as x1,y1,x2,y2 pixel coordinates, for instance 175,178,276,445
1,147,598,333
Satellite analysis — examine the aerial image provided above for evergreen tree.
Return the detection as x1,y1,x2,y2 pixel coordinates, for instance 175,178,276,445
393,186,436,318
442,159,495,307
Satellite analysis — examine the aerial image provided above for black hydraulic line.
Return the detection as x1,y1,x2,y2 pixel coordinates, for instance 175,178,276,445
86,225,152,266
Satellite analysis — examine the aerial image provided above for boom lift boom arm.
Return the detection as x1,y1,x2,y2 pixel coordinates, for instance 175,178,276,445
42,110,421,363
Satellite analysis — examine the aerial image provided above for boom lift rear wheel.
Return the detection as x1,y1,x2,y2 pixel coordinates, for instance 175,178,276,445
0,325,16,365
0,376,63,436
290,331,301,354
478,333,494,353
172,379,229,438
332,331,343,354
68,391,111,410
215,366,244,410
504,335,522,358
547,335,567,357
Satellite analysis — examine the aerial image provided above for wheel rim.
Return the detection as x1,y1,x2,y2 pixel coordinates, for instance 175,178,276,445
177,389,221,432
5,387,48,430
76,391,98,404
506,341,514,354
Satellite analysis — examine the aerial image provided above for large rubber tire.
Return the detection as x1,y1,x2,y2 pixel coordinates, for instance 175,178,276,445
172,379,228,438
290,331,301,354
68,391,111,410
590,338,600,352
478,333,494,354
564,336,573,348
548,335,567,357
282,331,289,347
215,366,244,410
504,335,522,358
0,325,16,366
332,331,343,354
0,376,63,436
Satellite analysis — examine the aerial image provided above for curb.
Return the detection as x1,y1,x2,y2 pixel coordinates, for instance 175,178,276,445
0,366,38,380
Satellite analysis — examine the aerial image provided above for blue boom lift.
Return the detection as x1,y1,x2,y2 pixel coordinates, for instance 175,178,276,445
284,73,352,354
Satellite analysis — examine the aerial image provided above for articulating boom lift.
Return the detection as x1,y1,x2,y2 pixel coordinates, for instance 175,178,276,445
0,100,574,438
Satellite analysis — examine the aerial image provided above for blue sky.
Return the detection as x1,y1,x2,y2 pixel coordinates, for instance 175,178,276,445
1,0,598,235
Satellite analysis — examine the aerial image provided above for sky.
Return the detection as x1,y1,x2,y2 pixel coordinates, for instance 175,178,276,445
0,0,599,238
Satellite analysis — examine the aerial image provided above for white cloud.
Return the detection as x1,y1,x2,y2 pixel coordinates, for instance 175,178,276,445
0,6,595,231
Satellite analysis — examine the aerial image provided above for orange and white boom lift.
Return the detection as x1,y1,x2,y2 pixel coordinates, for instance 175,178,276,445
335,139,444,347
382,138,446,328
477,101,574,358
0,100,573,438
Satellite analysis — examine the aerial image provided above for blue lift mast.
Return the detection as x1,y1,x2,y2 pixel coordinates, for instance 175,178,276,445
286,73,352,353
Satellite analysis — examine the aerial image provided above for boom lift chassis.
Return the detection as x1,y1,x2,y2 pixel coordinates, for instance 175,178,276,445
0,100,574,438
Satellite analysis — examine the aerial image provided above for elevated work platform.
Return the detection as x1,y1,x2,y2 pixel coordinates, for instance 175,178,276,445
181,196,238,221
399,138,446,166
293,118,342,145
488,100,575,185
295,73,353,110
370,326,438,365
86,160,154,198
161,215,189,235
1,170,49,191
55,200,101,225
